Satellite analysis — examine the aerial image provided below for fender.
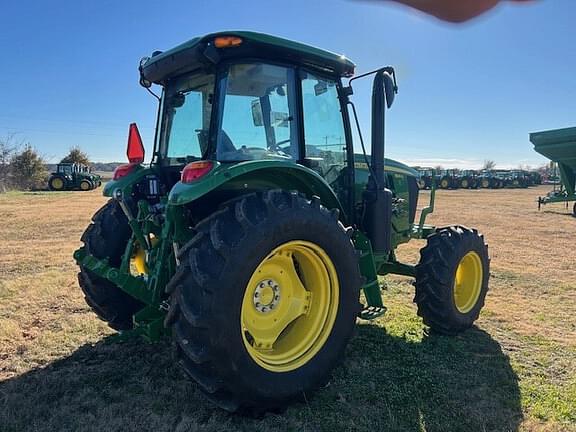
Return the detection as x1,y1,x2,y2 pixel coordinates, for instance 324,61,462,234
168,160,347,221
102,165,149,197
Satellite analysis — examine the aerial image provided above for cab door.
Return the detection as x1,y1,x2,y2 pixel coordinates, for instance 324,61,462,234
300,71,350,208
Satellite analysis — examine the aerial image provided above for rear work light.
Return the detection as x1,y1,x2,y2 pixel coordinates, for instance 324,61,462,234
181,161,213,183
214,36,243,48
113,163,139,180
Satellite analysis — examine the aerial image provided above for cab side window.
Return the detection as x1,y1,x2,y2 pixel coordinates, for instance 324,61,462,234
301,72,347,188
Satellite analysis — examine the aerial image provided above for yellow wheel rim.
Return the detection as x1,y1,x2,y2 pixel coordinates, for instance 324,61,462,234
131,236,157,275
453,251,483,313
241,240,339,372
132,245,148,275
441,180,448,188
461,180,468,188
80,181,90,190
51,178,64,190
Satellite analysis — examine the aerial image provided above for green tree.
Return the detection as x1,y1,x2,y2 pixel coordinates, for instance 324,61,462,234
11,145,48,190
60,146,90,165
0,134,18,192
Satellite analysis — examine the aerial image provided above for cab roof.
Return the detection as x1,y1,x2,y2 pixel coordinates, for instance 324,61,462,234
141,31,356,85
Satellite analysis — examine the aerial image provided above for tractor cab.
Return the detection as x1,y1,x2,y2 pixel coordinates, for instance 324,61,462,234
57,163,74,177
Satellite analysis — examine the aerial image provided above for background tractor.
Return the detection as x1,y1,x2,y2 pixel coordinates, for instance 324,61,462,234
416,167,436,189
74,32,490,413
438,169,460,189
48,163,101,191
458,170,479,189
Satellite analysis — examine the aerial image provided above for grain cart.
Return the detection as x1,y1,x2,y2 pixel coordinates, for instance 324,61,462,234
48,163,102,191
531,127,576,216
74,32,490,413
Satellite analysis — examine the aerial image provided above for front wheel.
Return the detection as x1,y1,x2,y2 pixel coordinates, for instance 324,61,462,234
165,190,361,413
414,226,490,335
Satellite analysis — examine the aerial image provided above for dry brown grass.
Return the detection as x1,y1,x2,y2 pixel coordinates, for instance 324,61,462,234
0,186,575,432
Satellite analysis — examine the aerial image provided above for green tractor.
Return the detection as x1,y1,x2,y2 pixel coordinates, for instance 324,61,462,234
416,167,436,189
48,162,102,191
74,32,490,413
438,169,459,189
458,170,479,189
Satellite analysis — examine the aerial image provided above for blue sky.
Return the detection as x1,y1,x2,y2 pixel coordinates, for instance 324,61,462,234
1,0,574,169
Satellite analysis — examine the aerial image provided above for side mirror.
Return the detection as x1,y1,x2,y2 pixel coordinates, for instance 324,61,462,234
139,57,152,88
383,72,397,109
251,99,264,126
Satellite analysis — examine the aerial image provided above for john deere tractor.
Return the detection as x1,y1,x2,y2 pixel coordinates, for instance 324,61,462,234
48,163,102,191
74,32,490,413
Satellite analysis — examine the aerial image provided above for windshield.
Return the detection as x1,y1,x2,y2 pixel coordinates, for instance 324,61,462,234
58,165,72,175
160,72,215,164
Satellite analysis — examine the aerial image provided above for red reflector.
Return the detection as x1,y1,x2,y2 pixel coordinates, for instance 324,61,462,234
113,163,138,180
181,161,213,183
127,123,145,163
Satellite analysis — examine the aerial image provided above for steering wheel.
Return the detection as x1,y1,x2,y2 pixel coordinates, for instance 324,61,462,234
271,139,293,156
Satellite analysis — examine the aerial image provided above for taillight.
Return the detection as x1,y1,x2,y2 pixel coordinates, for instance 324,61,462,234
181,161,213,183
113,163,138,180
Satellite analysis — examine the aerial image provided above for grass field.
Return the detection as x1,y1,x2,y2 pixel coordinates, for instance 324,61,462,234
0,186,574,432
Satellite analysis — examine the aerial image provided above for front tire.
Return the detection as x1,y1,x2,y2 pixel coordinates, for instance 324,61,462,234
165,190,361,413
78,200,144,330
414,226,490,335
439,177,450,189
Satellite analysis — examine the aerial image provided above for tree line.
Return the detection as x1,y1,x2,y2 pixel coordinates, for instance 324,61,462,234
0,135,93,192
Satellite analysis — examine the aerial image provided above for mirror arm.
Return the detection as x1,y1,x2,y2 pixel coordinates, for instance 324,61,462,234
346,66,398,92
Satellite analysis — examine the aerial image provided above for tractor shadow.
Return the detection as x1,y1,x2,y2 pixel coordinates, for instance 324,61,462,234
541,208,575,217
0,326,522,432
334,324,523,431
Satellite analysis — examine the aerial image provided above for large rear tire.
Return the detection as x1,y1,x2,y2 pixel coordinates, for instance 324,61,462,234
165,190,361,413
48,176,66,191
77,200,144,330
414,226,490,335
